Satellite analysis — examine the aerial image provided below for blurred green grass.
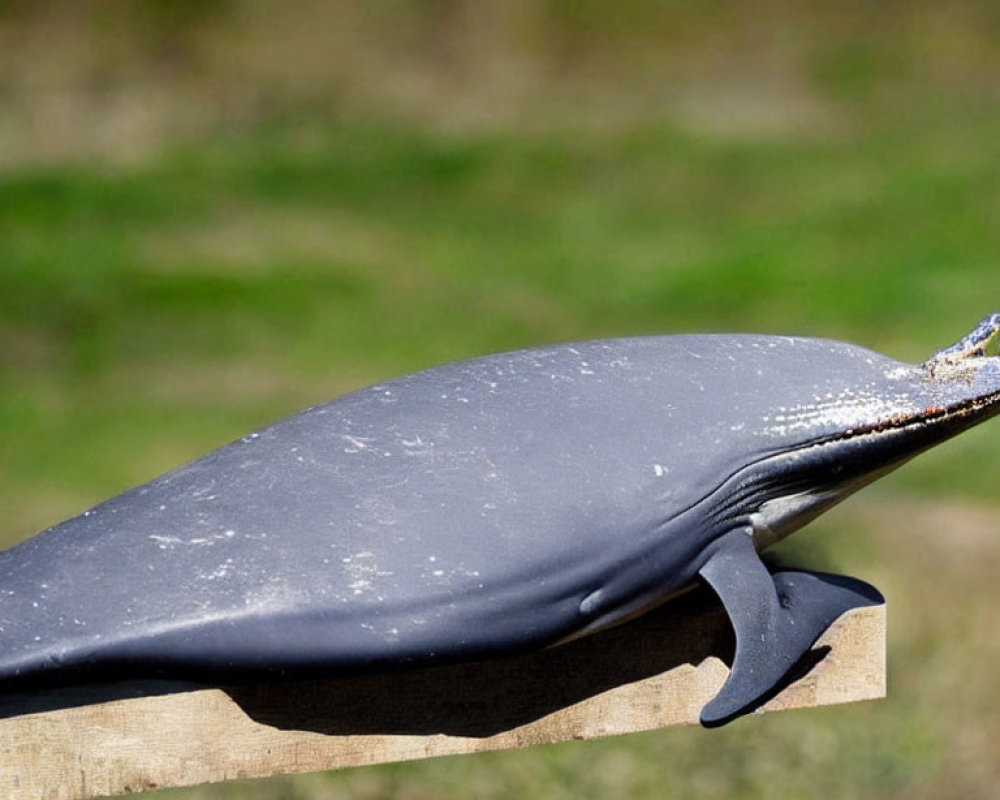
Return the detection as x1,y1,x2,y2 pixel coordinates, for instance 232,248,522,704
4,115,1000,528
2,108,1000,799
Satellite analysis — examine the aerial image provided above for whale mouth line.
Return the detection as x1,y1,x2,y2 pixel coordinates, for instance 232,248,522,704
772,385,1000,484
825,383,1000,446
699,382,1000,541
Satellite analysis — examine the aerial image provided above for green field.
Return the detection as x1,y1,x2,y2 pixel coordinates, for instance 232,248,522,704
3,68,1000,800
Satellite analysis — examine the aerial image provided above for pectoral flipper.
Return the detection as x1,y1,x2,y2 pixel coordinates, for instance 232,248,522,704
698,528,882,727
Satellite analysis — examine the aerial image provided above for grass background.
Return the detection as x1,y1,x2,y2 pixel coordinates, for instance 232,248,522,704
1,2,1000,798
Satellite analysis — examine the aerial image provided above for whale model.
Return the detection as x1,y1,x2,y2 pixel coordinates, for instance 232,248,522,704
1,315,999,726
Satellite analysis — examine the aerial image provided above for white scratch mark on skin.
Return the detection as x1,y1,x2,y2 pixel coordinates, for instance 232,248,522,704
342,551,393,596
149,534,183,548
754,389,922,438
149,530,236,550
343,434,372,453
202,558,235,580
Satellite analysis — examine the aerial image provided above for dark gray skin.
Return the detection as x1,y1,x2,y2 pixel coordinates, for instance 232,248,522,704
2,315,999,726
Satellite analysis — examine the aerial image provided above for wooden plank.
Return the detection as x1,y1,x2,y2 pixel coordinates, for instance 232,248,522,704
0,585,885,800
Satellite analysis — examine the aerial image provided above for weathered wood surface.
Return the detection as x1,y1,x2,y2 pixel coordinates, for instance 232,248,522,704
0,586,885,800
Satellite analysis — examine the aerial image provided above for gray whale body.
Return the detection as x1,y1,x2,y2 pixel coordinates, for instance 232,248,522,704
2,316,999,726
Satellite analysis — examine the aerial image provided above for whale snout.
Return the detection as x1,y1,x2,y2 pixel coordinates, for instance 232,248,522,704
927,312,1000,365
919,312,1000,412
